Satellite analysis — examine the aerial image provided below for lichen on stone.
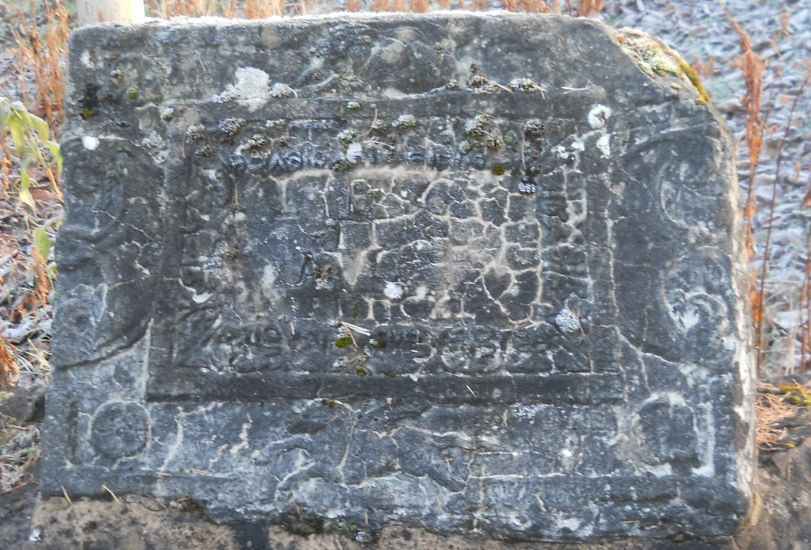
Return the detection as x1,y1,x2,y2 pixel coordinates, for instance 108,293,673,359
509,78,546,95
616,28,710,105
236,134,271,159
218,118,246,140
185,124,206,143
392,114,417,131
336,129,358,145
464,114,493,139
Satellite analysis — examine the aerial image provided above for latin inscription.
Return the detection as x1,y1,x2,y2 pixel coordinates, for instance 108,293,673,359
147,108,619,401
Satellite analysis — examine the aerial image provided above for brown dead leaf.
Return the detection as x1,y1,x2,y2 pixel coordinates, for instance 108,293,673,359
28,188,55,203
0,337,19,387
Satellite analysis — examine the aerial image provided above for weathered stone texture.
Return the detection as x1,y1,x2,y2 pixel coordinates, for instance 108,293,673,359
42,13,754,542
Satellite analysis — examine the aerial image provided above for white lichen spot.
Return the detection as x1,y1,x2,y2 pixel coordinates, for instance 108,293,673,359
551,144,570,160
379,40,406,64
269,82,296,98
80,50,91,68
587,104,612,129
28,527,42,544
216,67,271,111
141,131,163,150
81,136,100,151
674,301,702,331
555,308,580,333
555,515,583,533
384,281,405,300
512,404,545,420
345,142,363,164
692,404,716,477
191,291,212,304
229,420,251,457
559,447,575,470
261,263,282,305
596,134,611,158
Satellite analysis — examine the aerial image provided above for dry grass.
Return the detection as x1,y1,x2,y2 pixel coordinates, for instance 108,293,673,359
9,1,70,135
756,384,793,449
756,382,811,450
726,11,768,369
1,2,66,395
803,231,811,372
0,413,39,493
146,1,237,18
576,0,603,17
758,79,808,374
725,10,810,375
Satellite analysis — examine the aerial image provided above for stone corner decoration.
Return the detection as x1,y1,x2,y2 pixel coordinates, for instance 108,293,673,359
42,13,755,542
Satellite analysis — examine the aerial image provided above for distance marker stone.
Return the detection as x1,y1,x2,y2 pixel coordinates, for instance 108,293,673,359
42,13,754,542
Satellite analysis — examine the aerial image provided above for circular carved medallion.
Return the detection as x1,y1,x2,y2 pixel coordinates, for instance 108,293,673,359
90,401,150,458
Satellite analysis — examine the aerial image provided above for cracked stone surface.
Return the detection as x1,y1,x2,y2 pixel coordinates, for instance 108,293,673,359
42,13,754,542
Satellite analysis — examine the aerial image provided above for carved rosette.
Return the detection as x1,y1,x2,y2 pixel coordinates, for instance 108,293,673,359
90,401,151,459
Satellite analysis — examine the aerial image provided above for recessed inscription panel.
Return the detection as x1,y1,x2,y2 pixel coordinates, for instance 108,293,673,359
147,105,621,402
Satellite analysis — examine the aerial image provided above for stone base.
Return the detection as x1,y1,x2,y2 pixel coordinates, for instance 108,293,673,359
29,495,739,550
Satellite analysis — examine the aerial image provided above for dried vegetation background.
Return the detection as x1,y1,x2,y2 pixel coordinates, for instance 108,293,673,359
0,0,809,493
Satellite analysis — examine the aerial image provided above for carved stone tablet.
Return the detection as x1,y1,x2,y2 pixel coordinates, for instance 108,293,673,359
43,14,754,542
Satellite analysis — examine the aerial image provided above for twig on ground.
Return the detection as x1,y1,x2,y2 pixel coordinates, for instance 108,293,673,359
101,483,121,504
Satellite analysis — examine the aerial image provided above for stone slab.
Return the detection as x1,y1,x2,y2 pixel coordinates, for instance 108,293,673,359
42,13,754,542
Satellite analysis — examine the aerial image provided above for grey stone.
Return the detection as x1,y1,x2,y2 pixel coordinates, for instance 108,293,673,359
41,13,754,542
0,384,46,423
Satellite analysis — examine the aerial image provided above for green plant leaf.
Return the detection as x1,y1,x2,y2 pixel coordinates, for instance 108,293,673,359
45,140,63,173
0,98,10,127
20,168,32,191
34,226,52,260
45,139,60,156
9,114,25,151
30,113,50,142
18,188,35,210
